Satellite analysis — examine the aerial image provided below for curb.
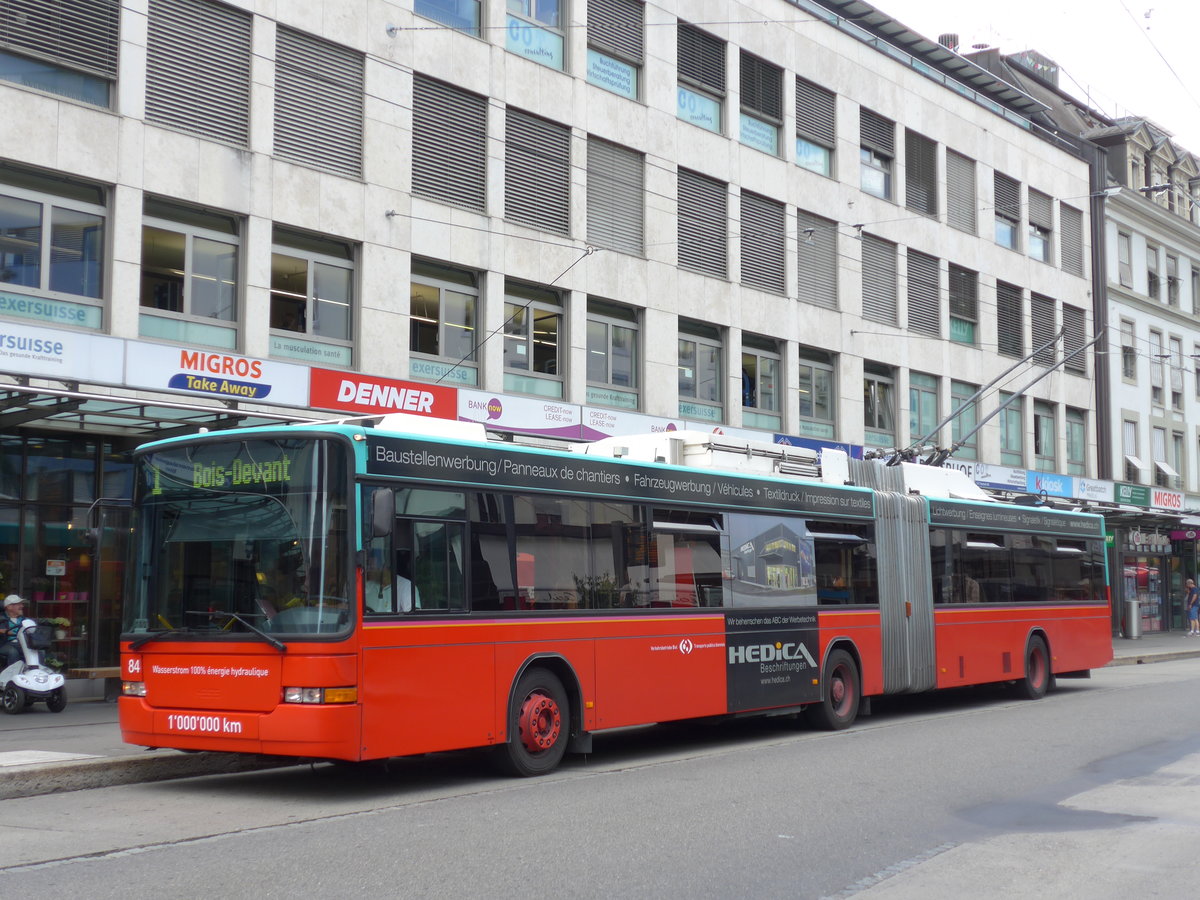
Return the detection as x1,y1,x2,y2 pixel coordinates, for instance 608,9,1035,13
1107,649,1200,668
0,751,295,801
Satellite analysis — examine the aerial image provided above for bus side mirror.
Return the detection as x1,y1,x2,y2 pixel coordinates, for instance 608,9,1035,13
370,489,394,538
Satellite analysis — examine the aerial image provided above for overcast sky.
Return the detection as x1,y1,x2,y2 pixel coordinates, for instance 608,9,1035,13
874,0,1200,153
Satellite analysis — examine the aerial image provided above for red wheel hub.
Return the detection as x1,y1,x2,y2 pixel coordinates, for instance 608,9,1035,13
517,692,561,753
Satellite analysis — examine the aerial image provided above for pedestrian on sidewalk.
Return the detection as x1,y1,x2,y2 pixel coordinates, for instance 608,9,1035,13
1187,579,1200,636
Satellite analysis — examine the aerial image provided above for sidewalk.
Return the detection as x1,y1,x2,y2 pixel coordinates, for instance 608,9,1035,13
1,632,1197,800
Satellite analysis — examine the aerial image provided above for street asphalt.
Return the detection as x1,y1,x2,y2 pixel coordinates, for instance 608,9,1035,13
0,632,1196,801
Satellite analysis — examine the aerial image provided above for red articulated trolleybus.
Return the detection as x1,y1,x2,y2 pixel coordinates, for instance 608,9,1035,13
118,416,1112,775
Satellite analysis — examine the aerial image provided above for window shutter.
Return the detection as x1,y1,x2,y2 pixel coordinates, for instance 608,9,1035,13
797,209,837,309
795,77,835,148
905,131,938,215
1028,189,1053,229
996,281,1024,358
505,108,570,234
946,150,976,233
740,52,781,119
861,234,897,325
146,0,251,145
678,23,725,92
740,190,785,294
274,27,363,178
0,0,119,79
994,172,1021,220
678,168,727,278
587,137,644,254
1060,204,1083,275
1063,304,1086,374
413,74,488,211
860,109,894,155
587,0,643,62
906,249,939,335
948,264,977,320
1031,293,1057,366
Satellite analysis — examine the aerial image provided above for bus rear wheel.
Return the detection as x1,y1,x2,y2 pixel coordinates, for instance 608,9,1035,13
497,668,569,777
1015,635,1052,700
805,649,860,730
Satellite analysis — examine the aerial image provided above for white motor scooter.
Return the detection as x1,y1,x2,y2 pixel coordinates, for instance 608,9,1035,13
0,619,67,714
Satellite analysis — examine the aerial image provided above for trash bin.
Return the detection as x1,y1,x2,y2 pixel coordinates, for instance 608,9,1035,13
1124,599,1141,639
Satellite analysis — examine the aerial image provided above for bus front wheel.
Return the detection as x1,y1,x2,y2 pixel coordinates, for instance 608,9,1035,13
805,649,860,730
1015,635,1052,700
497,668,570,777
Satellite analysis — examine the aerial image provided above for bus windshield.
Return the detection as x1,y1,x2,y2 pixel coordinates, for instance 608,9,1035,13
123,436,352,640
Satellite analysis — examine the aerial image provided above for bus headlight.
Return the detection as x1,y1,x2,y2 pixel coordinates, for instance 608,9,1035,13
283,687,357,704
122,681,147,697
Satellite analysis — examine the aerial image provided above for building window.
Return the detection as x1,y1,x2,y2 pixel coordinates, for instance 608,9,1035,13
505,108,570,234
797,209,836,309
1173,431,1186,491
861,234,897,325
1123,420,1142,483
739,50,781,155
506,0,566,70
1147,243,1160,299
1027,189,1052,263
1033,401,1056,472
946,150,976,234
863,363,896,449
909,372,938,448
1117,232,1132,287
139,198,239,350
504,280,562,398
1167,254,1180,306
1063,304,1087,376
586,298,639,410
678,321,723,423
860,109,894,200
678,168,727,278
948,264,977,345
1031,293,1056,367
1150,329,1164,407
146,0,251,145
1152,427,1173,488
994,171,1020,250
0,166,106,327
587,137,644,254
269,229,355,367
412,75,488,212
1170,336,1184,411
1066,408,1086,476
1060,204,1084,276
905,130,937,216
996,281,1024,359
587,0,643,100
414,0,481,36
795,77,835,176
410,260,478,386
999,392,1023,467
906,249,939,336
741,334,780,430
274,27,364,178
950,381,978,460
1122,319,1137,380
798,349,835,439
740,190,786,294
1194,342,1200,400
677,22,725,134
0,0,118,106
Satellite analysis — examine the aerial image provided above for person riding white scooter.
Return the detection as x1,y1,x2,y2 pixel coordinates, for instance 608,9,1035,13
1,594,67,714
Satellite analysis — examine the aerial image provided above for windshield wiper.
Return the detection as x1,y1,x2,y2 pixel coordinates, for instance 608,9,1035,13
190,610,288,652
130,627,193,650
